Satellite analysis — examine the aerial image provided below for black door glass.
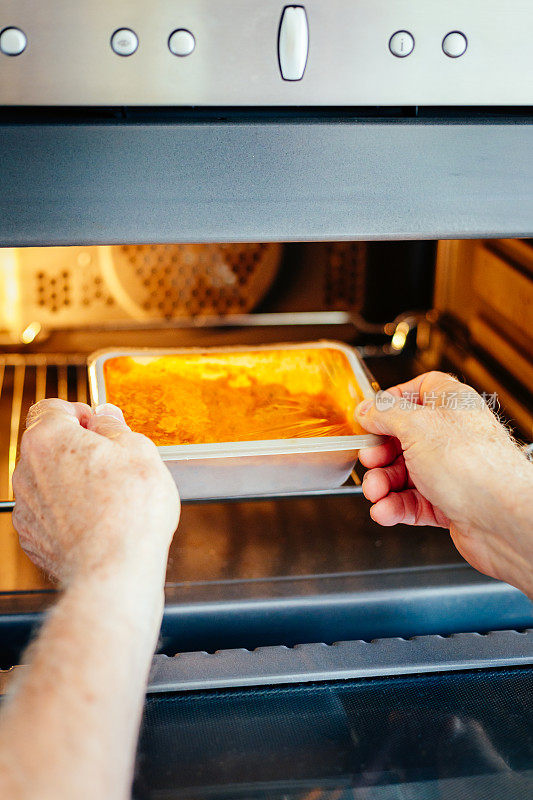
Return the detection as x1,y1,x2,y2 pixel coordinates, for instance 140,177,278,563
134,666,533,799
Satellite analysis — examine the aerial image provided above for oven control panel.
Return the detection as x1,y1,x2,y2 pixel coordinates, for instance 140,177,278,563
0,0,531,106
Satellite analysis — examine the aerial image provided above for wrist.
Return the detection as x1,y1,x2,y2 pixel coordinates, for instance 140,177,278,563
61,529,170,588
452,433,532,533
60,567,166,644
473,449,533,598
64,546,168,610
493,449,533,532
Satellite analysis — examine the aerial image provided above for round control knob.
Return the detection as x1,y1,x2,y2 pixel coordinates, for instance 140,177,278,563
110,28,138,57
442,31,467,58
389,30,415,58
168,29,195,57
0,27,27,56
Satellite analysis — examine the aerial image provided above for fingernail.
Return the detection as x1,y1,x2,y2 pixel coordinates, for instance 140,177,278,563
357,400,372,416
95,403,125,422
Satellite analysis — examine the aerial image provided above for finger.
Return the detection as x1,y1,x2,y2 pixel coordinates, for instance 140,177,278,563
354,369,477,439
359,437,402,468
362,456,409,503
86,403,133,443
370,489,450,528
391,371,481,411
94,403,126,423
386,372,461,406
26,399,93,430
21,401,92,458
355,391,421,438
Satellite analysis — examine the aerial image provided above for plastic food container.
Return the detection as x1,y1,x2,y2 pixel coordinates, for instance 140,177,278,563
88,342,382,499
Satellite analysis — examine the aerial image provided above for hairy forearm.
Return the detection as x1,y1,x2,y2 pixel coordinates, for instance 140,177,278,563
463,437,533,598
0,557,166,800
495,450,533,598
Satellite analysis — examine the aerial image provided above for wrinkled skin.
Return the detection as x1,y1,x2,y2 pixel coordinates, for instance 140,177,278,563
356,372,533,599
13,399,180,584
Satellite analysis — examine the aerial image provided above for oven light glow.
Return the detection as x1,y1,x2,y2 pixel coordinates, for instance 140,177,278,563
20,321,42,344
391,321,410,351
0,248,20,333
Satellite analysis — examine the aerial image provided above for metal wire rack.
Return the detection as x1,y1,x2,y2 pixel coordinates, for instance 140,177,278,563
0,354,90,504
1,310,528,511
0,309,423,511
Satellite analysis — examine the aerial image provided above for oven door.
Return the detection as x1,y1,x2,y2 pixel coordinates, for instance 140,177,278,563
132,654,533,799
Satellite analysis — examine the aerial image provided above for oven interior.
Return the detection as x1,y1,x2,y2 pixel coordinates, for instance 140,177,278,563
0,237,531,663
0,236,532,797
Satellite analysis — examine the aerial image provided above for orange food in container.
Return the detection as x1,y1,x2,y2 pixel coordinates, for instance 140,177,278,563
88,342,382,499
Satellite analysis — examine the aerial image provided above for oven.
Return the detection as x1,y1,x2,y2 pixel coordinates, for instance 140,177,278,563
1,238,532,797
0,1,532,797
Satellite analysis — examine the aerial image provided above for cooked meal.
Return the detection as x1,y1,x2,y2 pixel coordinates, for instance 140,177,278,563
103,347,366,446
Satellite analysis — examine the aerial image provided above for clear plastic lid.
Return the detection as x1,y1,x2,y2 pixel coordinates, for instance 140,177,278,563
88,341,383,456
100,344,368,447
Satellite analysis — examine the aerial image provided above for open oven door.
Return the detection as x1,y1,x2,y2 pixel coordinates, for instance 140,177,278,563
132,635,533,799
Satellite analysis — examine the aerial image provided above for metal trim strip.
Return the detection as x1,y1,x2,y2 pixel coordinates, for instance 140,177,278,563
2,629,531,696
146,629,533,692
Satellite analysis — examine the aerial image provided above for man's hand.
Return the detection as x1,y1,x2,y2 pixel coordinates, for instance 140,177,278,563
356,372,533,599
0,399,180,800
13,399,180,584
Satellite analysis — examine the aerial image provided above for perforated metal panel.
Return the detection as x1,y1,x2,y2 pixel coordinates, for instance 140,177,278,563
0,242,372,344
33,250,115,315
107,243,282,317
0,243,284,343
323,242,366,311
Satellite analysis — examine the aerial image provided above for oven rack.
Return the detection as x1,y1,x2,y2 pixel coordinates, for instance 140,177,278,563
0,354,89,505
0,311,420,508
0,352,368,510
1,312,531,510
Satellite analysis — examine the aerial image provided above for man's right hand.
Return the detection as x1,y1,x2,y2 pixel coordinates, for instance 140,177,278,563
355,372,533,599
12,399,180,585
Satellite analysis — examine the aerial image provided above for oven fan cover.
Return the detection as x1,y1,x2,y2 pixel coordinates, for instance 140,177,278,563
0,243,282,340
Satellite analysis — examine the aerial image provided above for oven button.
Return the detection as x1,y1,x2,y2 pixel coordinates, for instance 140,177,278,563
389,30,414,58
110,28,138,57
442,31,467,58
0,27,27,56
278,6,308,81
168,29,195,57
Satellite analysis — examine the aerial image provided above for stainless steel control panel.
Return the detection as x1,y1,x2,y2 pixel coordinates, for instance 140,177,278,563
0,0,531,106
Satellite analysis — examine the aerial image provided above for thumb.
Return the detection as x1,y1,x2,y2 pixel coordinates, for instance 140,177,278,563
87,403,131,441
355,391,416,438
